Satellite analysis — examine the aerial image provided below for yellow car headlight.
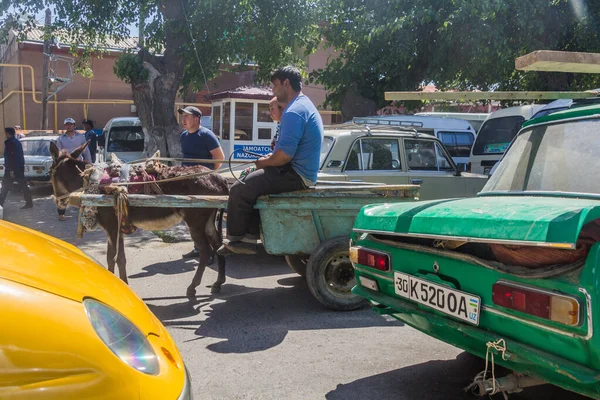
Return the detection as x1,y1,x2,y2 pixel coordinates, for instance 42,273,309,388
84,298,160,375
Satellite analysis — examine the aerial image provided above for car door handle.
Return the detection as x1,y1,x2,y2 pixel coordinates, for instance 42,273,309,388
349,179,363,182
411,179,423,184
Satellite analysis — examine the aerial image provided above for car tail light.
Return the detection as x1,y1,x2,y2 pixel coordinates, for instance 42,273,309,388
492,282,579,326
349,246,389,271
466,162,471,173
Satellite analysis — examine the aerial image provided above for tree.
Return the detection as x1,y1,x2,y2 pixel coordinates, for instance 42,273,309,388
1,0,322,156
312,0,600,118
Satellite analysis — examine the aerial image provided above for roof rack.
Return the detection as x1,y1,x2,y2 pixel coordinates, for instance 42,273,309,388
352,117,424,128
347,123,421,137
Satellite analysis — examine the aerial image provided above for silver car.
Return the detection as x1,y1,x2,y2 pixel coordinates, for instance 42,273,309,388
319,124,488,199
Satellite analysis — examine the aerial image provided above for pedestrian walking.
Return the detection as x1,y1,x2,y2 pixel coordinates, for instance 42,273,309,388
0,127,33,209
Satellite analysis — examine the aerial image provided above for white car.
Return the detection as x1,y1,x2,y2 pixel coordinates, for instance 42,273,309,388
0,135,57,182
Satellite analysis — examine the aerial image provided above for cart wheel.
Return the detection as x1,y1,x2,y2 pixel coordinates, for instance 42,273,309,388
285,255,309,277
306,236,365,311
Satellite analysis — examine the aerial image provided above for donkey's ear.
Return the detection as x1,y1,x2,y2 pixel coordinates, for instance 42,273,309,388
70,140,90,160
151,150,160,158
50,141,60,161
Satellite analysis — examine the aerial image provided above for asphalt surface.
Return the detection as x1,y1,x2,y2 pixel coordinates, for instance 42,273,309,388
1,185,588,400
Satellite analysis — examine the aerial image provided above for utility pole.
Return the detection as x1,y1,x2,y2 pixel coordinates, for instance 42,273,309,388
40,8,51,130
138,3,145,48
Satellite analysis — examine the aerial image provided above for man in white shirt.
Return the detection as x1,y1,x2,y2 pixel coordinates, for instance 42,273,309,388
55,117,91,220
56,118,92,163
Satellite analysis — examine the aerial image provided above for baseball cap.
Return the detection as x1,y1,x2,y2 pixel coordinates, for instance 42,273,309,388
64,117,76,124
177,106,202,117
82,119,93,126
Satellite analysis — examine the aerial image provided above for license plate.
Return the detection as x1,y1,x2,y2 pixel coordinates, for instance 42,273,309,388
394,272,480,325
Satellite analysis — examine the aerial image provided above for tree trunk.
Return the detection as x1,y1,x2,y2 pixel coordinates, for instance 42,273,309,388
131,56,183,158
130,0,187,158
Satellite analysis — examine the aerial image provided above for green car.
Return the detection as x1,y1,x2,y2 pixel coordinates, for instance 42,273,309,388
350,104,600,398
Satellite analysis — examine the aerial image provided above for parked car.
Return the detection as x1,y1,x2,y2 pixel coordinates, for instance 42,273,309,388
0,219,191,399
352,115,477,168
103,117,145,162
319,123,488,199
468,105,543,174
350,104,600,398
0,135,57,182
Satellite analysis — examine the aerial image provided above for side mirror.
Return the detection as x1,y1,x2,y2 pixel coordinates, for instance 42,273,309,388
454,163,465,176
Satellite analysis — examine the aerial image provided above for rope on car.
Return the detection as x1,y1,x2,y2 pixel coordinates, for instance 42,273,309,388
464,338,509,399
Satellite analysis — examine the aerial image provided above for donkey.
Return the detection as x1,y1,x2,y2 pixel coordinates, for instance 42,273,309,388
49,141,230,297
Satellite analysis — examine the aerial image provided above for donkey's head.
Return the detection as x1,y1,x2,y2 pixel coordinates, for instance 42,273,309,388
49,141,89,210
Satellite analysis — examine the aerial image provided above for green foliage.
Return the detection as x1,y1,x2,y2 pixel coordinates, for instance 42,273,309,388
114,52,149,85
313,0,600,110
0,0,321,92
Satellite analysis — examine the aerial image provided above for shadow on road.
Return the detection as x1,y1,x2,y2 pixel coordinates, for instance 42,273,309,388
130,253,289,280
326,352,585,400
129,259,197,278
186,280,402,354
210,253,290,280
147,296,212,322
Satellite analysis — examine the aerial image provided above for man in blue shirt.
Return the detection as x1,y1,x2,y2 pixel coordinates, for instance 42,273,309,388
82,119,97,163
179,105,225,258
179,106,224,169
0,127,33,209
220,66,324,255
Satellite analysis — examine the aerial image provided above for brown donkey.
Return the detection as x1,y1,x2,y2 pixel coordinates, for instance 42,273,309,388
49,141,229,297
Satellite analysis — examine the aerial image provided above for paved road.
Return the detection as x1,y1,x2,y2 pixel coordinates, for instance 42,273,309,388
1,187,587,399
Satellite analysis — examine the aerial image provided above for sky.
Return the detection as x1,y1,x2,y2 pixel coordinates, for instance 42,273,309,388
7,5,140,37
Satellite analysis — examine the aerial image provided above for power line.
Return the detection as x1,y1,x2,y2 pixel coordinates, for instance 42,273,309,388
177,0,211,96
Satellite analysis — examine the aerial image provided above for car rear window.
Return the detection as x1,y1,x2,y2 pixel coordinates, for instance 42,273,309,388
107,126,144,152
21,140,52,156
472,116,525,156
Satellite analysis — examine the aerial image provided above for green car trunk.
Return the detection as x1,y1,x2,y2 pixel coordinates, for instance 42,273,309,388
351,196,600,398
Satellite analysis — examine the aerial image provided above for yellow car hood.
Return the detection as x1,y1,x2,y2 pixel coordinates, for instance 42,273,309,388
0,221,164,336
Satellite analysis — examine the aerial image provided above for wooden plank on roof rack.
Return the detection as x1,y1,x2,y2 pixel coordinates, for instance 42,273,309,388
384,91,596,101
515,50,600,73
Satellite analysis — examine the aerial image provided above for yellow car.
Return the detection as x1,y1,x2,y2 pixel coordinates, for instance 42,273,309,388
0,220,192,399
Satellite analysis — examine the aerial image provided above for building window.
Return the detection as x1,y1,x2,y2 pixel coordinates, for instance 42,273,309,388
258,128,272,140
212,105,221,137
235,102,253,141
257,103,271,123
222,102,231,140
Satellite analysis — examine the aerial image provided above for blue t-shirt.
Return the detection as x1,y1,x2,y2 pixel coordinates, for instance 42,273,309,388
180,127,220,169
274,95,324,184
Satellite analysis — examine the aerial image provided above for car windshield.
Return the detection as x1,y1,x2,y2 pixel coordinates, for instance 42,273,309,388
320,136,335,168
472,116,525,156
21,140,52,156
482,118,600,195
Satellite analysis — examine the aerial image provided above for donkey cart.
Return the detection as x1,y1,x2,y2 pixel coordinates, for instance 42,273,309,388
69,184,418,311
